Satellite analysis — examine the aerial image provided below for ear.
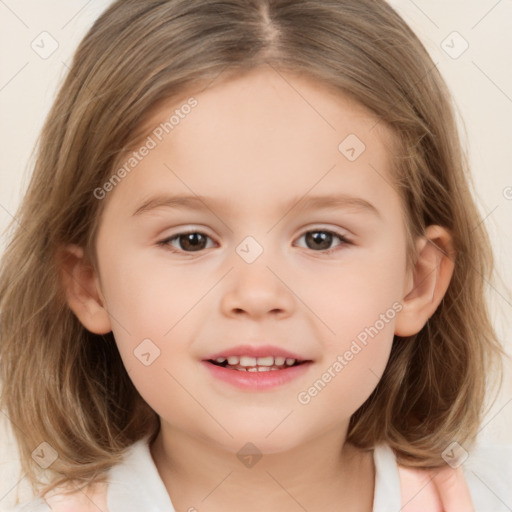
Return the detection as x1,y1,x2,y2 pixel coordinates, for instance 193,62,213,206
394,225,455,337
57,244,112,334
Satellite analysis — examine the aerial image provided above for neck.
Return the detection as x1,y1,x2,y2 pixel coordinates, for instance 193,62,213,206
150,423,375,512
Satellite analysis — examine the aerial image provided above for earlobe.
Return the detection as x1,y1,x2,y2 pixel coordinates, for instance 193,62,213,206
394,225,455,337
57,244,112,335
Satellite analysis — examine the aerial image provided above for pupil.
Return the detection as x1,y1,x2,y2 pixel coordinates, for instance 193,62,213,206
181,233,206,251
307,231,331,250
179,231,331,252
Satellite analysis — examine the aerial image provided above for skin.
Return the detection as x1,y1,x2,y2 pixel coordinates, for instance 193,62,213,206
61,65,455,512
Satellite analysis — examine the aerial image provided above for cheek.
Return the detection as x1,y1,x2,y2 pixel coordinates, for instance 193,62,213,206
99,246,210,339
97,248,210,420
294,245,404,408
298,242,406,340
296,319,396,420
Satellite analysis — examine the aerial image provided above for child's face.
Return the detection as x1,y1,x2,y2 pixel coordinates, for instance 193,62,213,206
93,66,411,453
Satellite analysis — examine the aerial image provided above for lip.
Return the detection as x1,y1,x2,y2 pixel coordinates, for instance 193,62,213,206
202,359,313,391
206,344,307,361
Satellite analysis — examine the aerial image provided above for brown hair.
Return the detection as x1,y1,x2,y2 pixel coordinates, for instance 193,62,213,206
0,0,505,499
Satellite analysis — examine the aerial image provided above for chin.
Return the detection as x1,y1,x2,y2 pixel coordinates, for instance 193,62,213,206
212,424,307,456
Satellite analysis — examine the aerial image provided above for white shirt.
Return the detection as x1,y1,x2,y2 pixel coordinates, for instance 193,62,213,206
9,438,512,511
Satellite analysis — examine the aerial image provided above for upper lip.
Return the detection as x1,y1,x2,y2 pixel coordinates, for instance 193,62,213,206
205,344,310,361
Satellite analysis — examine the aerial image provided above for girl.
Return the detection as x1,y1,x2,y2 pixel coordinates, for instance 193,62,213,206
0,0,510,510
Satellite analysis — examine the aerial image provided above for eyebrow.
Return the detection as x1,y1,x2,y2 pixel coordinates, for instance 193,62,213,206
131,193,381,219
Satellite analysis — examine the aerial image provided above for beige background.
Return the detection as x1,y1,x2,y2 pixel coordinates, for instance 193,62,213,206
1,0,511,508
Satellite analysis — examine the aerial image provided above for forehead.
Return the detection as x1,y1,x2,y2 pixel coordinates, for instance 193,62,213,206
105,65,400,219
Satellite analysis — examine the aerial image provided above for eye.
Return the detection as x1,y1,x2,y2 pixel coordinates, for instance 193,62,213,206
158,231,216,253
157,228,352,255
295,229,351,255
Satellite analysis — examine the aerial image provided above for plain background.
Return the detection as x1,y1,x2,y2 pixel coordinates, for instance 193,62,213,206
0,0,511,507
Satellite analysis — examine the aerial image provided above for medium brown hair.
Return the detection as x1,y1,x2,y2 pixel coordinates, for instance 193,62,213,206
0,0,505,499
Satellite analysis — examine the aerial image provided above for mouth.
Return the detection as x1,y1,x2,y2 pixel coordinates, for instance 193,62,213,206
207,355,309,372
202,345,313,390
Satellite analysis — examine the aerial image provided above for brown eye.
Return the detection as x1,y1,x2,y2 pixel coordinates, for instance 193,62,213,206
159,232,214,252
305,231,334,250
296,230,351,254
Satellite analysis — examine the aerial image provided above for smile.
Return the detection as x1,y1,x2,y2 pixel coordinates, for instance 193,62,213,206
203,355,312,391
208,355,304,372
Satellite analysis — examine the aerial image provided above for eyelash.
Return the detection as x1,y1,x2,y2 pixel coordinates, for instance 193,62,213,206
157,228,352,256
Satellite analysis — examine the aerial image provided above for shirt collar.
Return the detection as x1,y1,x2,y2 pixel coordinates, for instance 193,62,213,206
106,437,400,512
107,436,176,512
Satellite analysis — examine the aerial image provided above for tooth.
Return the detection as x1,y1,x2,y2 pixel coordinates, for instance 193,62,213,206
285,358,296,366
257,366,271,371
215,357,227,363
227,356,240,365
269,367,279,371
247,367,258,372
239,356,257,366
274,356,285,365
256,356,274,366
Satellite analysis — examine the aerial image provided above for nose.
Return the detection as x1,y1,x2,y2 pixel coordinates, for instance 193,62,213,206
219,255,296,320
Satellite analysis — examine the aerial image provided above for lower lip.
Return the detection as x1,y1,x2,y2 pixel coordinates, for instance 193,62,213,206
202,361,312,391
